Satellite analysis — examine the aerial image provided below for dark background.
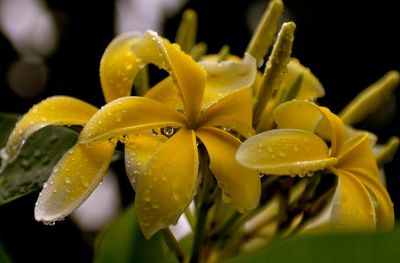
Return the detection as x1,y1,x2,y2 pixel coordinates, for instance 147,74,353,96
0,0,398,262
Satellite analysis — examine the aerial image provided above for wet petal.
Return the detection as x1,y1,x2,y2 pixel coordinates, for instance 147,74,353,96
199,53,256,109
100,30,206,125
34,141,115,223
163,39,206,125
144,77,183,110
80,96,186,143
236,129,337,176
100,32,144,102
0,96,97,170
196,127,260,212
135,128,198,239
337,133,379,175
330,168,376,231
273,100,345,157
199,88,254,138
124,131,167,190
345,168,394,229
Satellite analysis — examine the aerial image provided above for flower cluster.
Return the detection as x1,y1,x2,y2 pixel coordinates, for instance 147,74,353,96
0,0,398,262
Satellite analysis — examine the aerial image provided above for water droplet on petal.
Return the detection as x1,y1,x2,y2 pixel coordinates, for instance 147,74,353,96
161,126,175,137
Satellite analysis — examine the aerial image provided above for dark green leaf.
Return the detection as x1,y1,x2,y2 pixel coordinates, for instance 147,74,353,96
0,113,78,205
0,241,12,263
94,204,179,263
0,113,19,148
224,228,400,263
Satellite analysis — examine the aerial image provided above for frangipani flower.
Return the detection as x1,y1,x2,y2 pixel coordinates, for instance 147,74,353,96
81,31,260,238
236,100,394,231
1,30,261,238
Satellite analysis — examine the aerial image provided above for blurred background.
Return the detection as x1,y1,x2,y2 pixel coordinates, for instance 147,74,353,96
0,0,398,262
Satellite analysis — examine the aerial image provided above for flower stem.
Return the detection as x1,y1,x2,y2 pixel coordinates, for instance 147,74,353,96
190,203,209,263
190,149,216,263
185,207,196,232
162,228,188,263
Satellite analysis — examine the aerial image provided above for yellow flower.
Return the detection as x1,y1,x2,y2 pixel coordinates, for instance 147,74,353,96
236,100,394,231
1,30,261,238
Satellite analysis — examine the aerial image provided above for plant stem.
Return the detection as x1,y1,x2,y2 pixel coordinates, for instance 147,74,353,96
190,149,215,263
190,203,209,263
162,228,188,263
185,207,196,231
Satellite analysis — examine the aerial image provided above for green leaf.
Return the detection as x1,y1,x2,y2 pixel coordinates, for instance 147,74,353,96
0,242,12,263
94,204,179,263
223,229,400,263
0,112,78,205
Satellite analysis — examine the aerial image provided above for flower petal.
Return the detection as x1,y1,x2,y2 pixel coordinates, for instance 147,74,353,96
330,168,376,231
34,141,115,223
236,129,337,176
135,128,198,239
124,131,167,191
337,133,379,175
100,32,144,102
273,100,345,157
345,168,394,229
199,88,254,138
196,127,260,212
318,107,345,157
79,96,186,143
273,100,324,133
0,96,97,170
100,30,206,125
163,39,206,125
144,77,183,110
199,53,256,109
282,58,325,100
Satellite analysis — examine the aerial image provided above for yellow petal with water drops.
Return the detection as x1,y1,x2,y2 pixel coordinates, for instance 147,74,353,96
329,168,376,231
199,53,257,109
274,100,345,157
100,32,144,102
163,40,206,126
80,96,187,143
34,141,115,223
337,133,378,175
124,130,167,191
281,58,325,100
135,128,198,239
131,30,206,125
0,96,97,171
196,127,260,212
144,77,183,111
236,129,337,176
345,168,394,229
199,88,254,138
